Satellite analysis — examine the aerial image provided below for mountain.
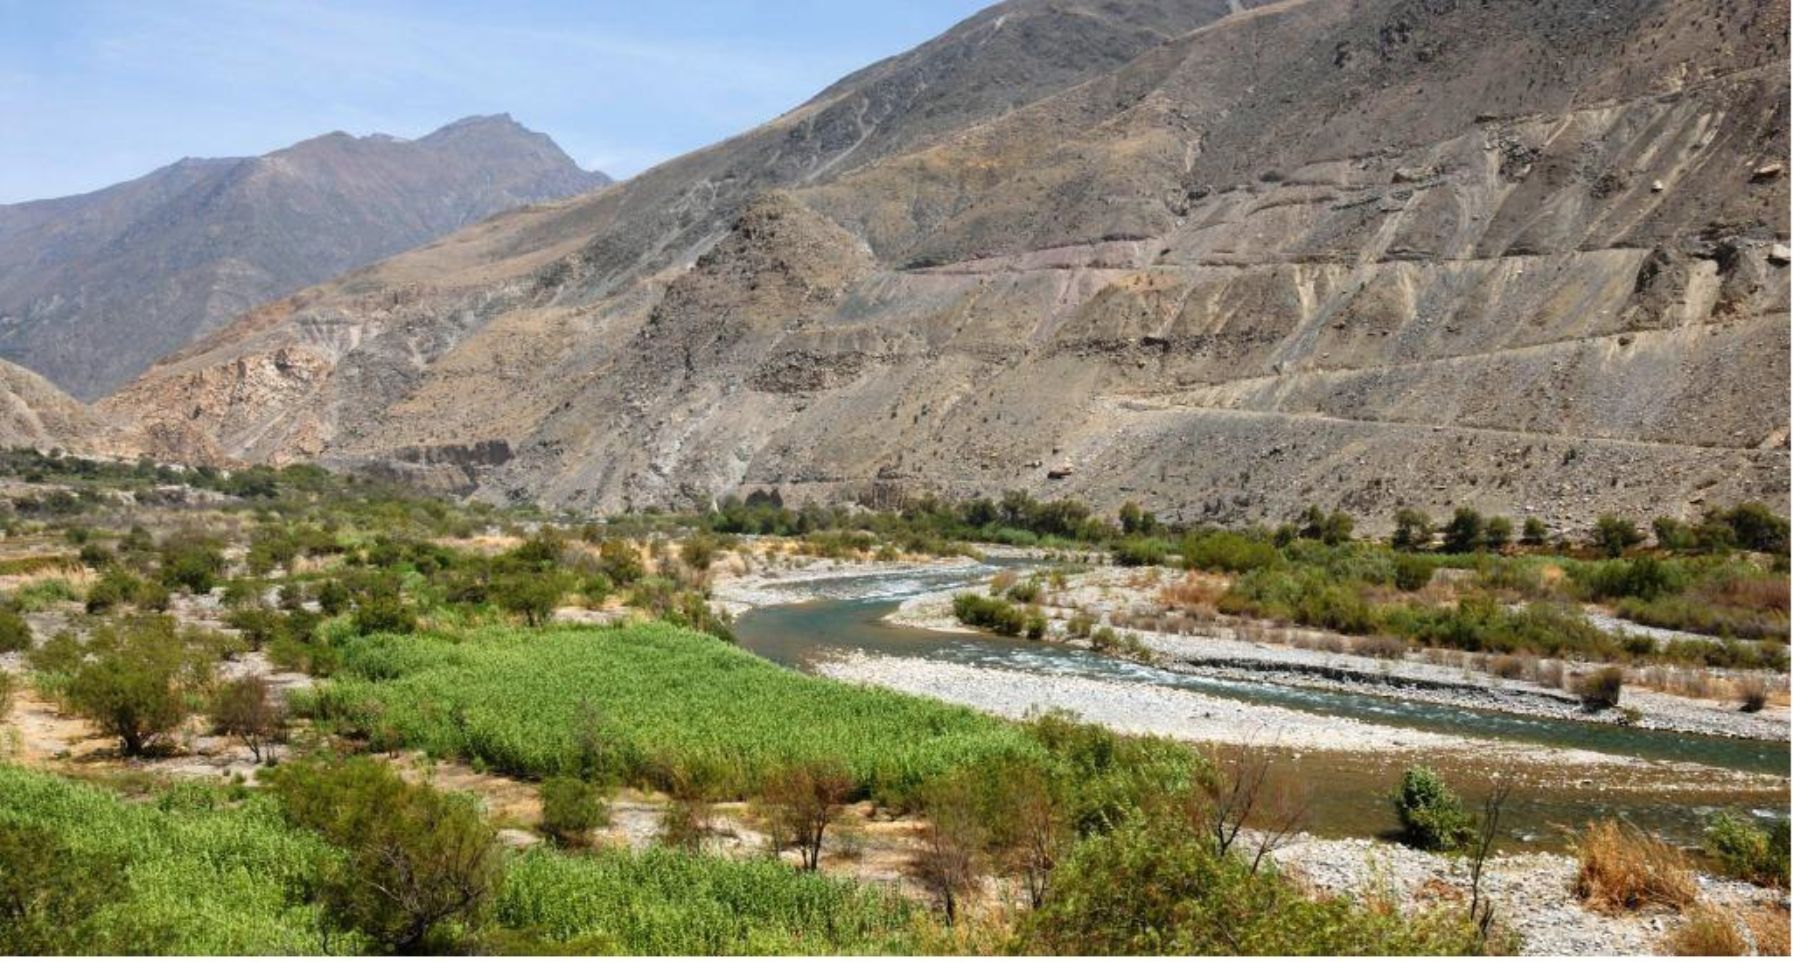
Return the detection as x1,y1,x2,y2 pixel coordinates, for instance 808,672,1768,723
0,357,104,452
0,115,609,399
106,0,1790,532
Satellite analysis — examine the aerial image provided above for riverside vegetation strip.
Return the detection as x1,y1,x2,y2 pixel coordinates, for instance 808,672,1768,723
0,452,1788,954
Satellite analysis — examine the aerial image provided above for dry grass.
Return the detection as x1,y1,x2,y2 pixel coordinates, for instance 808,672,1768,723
1157,573,1224,610
1573,820,1698,913
1744,906,1791,956
1662,906,1747,955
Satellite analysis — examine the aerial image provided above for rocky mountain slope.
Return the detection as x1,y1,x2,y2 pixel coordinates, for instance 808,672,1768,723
0,357,105,452
106,0,1790,532
0,115,608,399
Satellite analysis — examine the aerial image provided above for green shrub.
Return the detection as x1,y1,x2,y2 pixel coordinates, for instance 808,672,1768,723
1394,555,1435,592
0,606,31,653
1179,530,1282,573
65,618,212,756
267,756,503,953
1704,812,1789,887
1392,766,1474,852
1113,538,1173,567
1592,515,1645,558
952,593,1027,636
1017,812,1483,954
539,776,607,846
1391,509,1433,551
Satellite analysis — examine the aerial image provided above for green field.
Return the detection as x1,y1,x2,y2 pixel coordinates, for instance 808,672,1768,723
0,766,344,954
302,622,1041,804
0,765,934,954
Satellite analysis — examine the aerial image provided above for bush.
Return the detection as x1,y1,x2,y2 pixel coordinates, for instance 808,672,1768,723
1573,820,1696,913
1390,509,1433,551
1393,555,1435,592
1180,530,1281,573
1704,812,1789,887
0,822,135,953
1016,812,1483,954
539,776,607,847
1440,508,1485,554
0,607,31,653
491,572,569,627
1661,906,1746,956
1391,766,1473,852
1520,517,1549,546
952,593,1026,636
1578,667,1624,710
1112,538,1173,567
1592,515,1645,558
267,756,504,953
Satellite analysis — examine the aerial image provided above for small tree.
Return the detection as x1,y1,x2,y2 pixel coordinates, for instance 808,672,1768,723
1391,509,1433,551
66,622,201,756
1482,516,1512,552
209,675,286,763
268,757,503,953
1441,508,1485,554
1520,517,1549,547
1392,766,1474,851
759,760,854,871
1197,742,1308,873
491,572,567,627
912,771,987,926
1591,516,1644,558
539,776,606,847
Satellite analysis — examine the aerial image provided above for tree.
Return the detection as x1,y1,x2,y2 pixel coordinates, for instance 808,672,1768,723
66,620,205,756
1482,516,1512,552
1196,743,1309,873
1520,517,1549,547
1716,502,1790,554
1466,775,1516,947
596,540,645,587
209,675,286,763
911,772,987,926
759,760,854,871
1391,509,1433,551
1298,506,1354,546
491,572,568,627
1652,517,1695,552
539,776,606,847
268,757,503,953
1440,508,1485,554
1591,515,1644,558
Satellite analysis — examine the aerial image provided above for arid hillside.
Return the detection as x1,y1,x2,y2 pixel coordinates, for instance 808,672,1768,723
105,0,1790,532
0,115,608,399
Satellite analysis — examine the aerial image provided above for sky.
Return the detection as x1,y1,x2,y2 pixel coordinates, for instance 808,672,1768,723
0,0,994,204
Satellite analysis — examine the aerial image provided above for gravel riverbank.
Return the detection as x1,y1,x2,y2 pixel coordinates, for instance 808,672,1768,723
885,569,1790,743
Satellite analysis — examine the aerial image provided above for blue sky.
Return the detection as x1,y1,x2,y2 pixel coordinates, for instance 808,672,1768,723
0,0,993,203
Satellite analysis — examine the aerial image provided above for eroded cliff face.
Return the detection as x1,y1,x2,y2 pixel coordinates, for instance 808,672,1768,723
106,0,1790,531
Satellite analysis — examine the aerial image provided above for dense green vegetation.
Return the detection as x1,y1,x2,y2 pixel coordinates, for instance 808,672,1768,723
495,846,931,954
0,766,345,954
1705,812,1791,888
300,622,1043,806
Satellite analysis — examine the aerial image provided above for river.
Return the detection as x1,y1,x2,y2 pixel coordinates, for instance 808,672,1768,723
733,563,1790,848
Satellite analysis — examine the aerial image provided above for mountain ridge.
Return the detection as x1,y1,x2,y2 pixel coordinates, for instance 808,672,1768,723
0,115,609,399
104,0,1790,531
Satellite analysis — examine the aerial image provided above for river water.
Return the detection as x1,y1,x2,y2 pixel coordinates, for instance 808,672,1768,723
734,564,1791,847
